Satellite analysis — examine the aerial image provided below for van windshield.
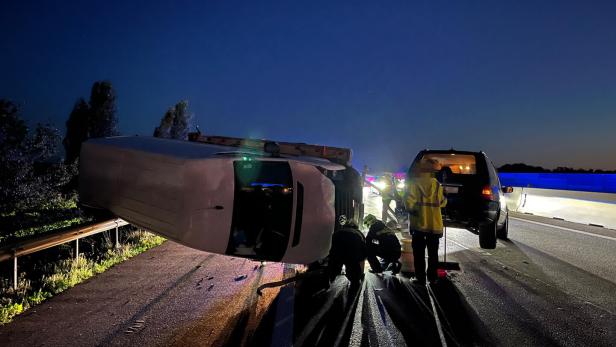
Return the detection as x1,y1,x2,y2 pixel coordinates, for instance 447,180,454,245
227,160,293,261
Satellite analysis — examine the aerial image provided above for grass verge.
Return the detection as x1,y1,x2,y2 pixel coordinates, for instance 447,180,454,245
0,230,165,324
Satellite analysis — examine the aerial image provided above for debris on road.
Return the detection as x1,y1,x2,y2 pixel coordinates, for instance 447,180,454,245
235,274,248,281
207,284,214,291
124,320,145,334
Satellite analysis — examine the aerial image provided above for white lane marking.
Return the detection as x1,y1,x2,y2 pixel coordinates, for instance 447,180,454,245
427,287,448,347
511,217,616,242
348,281,366,347
447,238,471,251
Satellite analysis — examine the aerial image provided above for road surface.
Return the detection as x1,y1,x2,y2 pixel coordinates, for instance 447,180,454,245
1,197,615,346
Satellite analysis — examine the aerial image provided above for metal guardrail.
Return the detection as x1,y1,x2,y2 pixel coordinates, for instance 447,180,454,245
0,218,128,290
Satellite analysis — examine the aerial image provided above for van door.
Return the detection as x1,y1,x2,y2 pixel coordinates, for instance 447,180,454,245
226,160,294,262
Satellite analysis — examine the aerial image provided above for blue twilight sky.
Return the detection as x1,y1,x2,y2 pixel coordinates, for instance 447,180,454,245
2,0,615,171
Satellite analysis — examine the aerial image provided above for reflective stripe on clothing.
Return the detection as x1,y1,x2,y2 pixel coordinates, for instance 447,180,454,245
405,174,447,235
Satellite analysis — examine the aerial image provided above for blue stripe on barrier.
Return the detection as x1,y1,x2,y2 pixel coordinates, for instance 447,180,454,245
498,173,616,194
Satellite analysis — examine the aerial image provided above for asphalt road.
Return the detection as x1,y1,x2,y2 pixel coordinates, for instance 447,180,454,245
1,213,615,346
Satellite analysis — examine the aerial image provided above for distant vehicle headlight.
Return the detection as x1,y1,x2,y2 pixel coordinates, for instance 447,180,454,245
374,181,387,190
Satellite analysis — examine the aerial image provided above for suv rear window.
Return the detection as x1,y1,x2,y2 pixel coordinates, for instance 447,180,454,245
421,153,478,175
227,160,293,261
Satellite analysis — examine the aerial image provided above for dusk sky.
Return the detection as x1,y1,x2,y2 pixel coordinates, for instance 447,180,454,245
2,1,615,171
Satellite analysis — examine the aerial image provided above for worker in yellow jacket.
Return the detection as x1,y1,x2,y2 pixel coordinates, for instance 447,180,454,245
405,158,447,285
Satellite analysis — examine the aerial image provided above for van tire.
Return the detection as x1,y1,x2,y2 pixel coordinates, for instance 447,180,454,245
479,222,497,249
496,214,509,240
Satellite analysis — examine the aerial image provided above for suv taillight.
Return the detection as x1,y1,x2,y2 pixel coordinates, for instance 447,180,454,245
481,185,494,200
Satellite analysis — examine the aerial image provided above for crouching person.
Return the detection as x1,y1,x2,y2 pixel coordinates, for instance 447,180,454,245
363,214,402,274
328,221,367,288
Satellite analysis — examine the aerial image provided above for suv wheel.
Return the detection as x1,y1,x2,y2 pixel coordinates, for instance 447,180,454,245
479,221,497,249
496,213,509,240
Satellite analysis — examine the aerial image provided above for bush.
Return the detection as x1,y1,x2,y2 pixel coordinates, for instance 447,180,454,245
0,100,80,245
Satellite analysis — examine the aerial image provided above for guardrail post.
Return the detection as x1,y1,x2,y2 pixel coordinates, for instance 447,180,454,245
75,238,79,259
13,256,18,290
115,223,120,249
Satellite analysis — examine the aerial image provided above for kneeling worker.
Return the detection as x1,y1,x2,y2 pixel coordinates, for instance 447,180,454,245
406,158,447,285
328,221,367,287
363,214,402,274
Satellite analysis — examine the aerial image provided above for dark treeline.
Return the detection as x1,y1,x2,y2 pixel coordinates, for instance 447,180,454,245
1,80,120,243
1,98,80,243
1,80,195,244
498,163,616,174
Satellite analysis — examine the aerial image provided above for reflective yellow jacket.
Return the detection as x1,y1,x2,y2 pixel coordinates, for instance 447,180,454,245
405,174,447,235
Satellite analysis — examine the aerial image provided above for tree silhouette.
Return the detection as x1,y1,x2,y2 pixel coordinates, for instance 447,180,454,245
88,81,118,138
169,100,192,140
1,100,71,214
63,98,89,164
153,107,175,138
0,99,27,152
62,80,120,163
153,100,193,140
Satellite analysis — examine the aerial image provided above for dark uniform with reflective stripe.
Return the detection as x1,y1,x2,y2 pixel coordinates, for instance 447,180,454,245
366,220,402,273
328,225,367,285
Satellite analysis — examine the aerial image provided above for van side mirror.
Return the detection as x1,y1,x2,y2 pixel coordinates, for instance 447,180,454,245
501,186,514,194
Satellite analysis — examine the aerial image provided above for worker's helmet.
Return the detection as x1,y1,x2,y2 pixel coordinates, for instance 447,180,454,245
363,214,378,227
415,158,441,174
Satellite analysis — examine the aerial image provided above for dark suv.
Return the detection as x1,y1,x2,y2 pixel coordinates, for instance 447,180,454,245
407,150,512,249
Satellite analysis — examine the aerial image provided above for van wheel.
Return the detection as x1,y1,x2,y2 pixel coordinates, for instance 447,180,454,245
479,222,497,249
496,214,509,240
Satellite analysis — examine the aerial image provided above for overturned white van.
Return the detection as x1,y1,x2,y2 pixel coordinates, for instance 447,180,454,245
79,136,358,264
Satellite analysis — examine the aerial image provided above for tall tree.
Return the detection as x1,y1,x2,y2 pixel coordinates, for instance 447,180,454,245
63,98,90,164
0,99,28,153
153,107,175,138
88,81,118,138
169,100,192,140
63,80,120,163
0,100,28,212
153,100,193,140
